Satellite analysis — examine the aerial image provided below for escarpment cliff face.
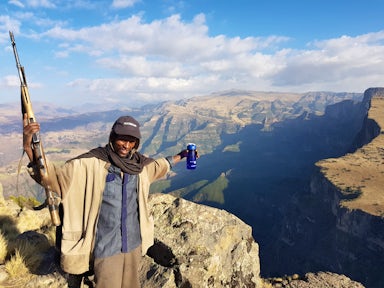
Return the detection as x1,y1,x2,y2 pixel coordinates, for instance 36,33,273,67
349,88,384,151
307,173,384,288
317,88,384,216
311,88,384,288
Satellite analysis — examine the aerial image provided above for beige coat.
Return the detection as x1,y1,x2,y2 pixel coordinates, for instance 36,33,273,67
42,157,170,274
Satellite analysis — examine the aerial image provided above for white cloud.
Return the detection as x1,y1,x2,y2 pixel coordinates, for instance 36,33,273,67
65,67,265,106
9,0,96,10
0,16,21,42
40,14,384,103
271,31,384,90
40,12,289,97
43,14,287,60
111,0,139,9
97,56,185,78
0,75,19,87
8,0,24,8
0,74,42,90
26,0,56,8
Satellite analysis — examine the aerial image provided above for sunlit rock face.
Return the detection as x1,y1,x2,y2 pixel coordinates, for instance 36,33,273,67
140,193,262,288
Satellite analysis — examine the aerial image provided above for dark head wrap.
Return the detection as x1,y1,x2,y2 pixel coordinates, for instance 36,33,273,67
72,116,153,174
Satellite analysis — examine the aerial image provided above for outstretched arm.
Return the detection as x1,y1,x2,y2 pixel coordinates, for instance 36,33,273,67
167,149,199,167
169,152,184,165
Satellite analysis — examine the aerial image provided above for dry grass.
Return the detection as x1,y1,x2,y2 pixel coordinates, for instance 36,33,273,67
0,231,7,264
2,249,40,288
261,279,274,288
0,195,56,286
8,236,49,274
317,97,384,216
5,250,31,278
0,194,61,288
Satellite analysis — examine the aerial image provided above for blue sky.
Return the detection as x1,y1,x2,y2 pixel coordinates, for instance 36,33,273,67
1,0,384,108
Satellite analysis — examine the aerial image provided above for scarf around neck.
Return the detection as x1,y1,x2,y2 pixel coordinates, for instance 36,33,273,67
73,143,154,175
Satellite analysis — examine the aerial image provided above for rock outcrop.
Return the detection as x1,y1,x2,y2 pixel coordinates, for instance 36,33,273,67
142,193,261,287
0,192,262,287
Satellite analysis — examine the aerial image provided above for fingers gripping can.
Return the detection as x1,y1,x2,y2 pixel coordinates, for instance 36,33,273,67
186,143,197,170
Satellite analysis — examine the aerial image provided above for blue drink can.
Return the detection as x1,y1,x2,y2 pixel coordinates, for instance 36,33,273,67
186,143,197,170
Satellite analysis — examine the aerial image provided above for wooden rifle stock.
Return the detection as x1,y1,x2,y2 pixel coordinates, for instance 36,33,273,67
9,31,61,226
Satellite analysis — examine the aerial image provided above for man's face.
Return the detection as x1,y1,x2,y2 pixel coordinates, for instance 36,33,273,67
112,136,137,158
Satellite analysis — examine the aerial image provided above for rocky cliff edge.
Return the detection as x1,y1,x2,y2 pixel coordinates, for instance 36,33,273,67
312,87,384,287
0,192,365,287
317,87,384,217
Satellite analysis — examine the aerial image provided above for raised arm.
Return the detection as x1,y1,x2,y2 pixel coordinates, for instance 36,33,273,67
23,113,40,162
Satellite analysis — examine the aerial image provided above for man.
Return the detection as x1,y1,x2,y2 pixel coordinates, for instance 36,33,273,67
23,114,192,288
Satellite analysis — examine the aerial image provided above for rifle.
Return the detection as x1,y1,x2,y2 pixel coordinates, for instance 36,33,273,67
9,31,61,226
